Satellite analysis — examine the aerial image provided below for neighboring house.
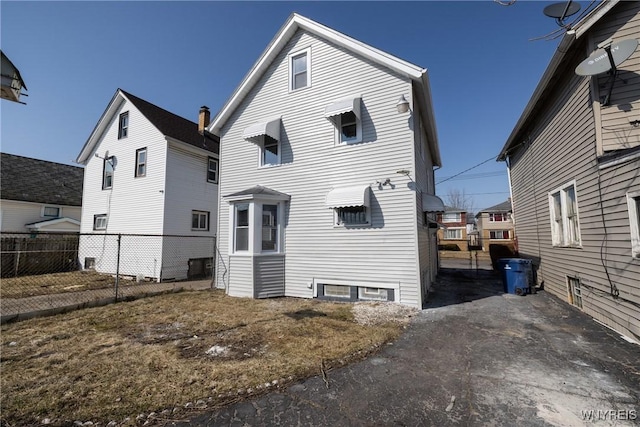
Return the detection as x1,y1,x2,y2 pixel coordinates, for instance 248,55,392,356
475,199,515,251
0,51,27,104
436,207,469,250
208,13,443,308
498,0,640,339
75,89,220,281
0,153,83,232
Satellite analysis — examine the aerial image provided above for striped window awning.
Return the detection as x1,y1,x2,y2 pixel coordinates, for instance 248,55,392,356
243,117,281,143
422,193,445,213
324,96,361,122
325,185,370,208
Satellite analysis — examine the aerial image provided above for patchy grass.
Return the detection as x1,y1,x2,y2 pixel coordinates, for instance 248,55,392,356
1,290,407,426
1,270,133,298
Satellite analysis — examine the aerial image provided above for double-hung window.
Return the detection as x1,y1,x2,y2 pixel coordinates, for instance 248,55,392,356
135,148,147,177
102,157,114,189
207,157,218,183
442,212,461,223
118,112,129,139
325,96,362,145
548,181,581,247
627,191,640,258
234,204,250,251
243,117,282,168
289,48,310,91
261,204,279,251
192,210,210,231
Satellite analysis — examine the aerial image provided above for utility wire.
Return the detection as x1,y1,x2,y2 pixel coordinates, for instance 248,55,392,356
436,155,499,185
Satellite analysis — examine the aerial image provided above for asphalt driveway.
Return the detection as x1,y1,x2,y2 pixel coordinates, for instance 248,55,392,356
172,268,639,426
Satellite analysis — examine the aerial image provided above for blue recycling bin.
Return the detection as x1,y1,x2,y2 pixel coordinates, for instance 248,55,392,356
497,258,532,295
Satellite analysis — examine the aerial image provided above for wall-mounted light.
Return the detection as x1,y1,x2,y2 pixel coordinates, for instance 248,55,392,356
396,169,411,176
396,95,410,114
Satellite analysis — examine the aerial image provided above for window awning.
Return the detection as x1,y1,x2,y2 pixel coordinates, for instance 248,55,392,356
325,185,370,208
324,96,361,121
243,117,281,143
422,193,445,213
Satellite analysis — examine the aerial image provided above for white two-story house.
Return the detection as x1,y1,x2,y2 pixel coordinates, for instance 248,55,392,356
208,14,444,307
76,89,219,281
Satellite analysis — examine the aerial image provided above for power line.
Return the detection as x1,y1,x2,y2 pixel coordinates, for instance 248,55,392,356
435,155,498,185
437,170,506,181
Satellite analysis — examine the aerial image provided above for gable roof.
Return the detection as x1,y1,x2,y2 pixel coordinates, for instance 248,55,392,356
497,0,620,161
76,89,219,164
477,199,512,216
208,13,441,166
1,153,84,206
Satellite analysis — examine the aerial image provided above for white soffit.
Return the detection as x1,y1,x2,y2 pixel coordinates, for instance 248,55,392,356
243,117,281,143
422,193,445,213
324,96,361,120
326,185,371,208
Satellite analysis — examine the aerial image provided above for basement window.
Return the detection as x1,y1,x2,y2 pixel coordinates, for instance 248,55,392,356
567,276,583,309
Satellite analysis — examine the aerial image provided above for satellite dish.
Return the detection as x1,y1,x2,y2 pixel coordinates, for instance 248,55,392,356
543,2,580,19
575,38,638,76
110,156,117,168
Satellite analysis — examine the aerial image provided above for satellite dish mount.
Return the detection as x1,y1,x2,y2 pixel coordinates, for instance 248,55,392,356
575,38,638,106
543,1,581,27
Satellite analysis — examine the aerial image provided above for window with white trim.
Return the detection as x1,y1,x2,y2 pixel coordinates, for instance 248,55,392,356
442,212,461,223
489,213,508,222
549,181,581,247
489,230,510,240
627,191,640,258
93,214,107,230
358,287,388,301
135,148,146,177
118,112,129,139
260,135,280,167
336,206,369,226
207,157,218,183
444,229,462,239
102,157,114,190
42,206,60,217
192,210,210,231
289,48,310,91
234,203,250,252
229,199,286,254
323,285,350,298
262,204,278,251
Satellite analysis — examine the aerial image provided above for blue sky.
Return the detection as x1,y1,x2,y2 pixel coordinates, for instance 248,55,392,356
1,1,596,212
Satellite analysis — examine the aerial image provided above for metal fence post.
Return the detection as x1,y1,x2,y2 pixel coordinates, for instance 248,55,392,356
115,234,121,302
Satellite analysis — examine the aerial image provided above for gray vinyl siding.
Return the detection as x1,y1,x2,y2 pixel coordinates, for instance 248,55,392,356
217,30,422,306
508,3,640,339
254,255,285,298
591,1,640,152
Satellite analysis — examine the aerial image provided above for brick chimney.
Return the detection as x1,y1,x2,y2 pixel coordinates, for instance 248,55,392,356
198,106,210,134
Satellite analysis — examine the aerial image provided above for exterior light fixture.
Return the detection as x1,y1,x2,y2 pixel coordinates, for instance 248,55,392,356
396,95,410,113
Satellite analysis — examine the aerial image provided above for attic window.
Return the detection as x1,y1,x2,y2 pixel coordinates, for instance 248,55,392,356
118,112,129,139
289,48,310,91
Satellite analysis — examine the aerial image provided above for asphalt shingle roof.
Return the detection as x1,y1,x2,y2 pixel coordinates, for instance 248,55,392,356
120,89,219,155
479,199,512,213
1,153,84,206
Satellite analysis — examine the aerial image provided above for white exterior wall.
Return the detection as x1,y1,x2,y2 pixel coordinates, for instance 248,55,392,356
0,200,81,232
161,144,218,280
217,31,423,306
79,97,167,279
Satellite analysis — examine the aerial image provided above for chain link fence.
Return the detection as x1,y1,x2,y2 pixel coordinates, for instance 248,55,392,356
1,232,216,323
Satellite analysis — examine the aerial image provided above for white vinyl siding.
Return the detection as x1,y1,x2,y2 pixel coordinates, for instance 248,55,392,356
79,98,167,236
216,30,422,306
